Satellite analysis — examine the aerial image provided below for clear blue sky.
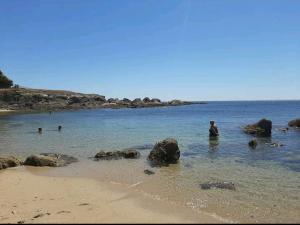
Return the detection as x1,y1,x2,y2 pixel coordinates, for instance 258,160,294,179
1,0,299,101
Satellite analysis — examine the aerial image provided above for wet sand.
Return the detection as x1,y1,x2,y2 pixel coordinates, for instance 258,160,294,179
0,167,226,224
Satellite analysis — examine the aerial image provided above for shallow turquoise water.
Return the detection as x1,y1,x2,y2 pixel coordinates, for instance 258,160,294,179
0,101,300,222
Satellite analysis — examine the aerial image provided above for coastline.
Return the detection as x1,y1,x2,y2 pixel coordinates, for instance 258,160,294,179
0,88,203,114
0,167,226,224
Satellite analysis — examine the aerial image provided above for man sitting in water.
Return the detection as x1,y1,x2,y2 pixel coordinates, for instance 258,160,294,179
209,121,219,137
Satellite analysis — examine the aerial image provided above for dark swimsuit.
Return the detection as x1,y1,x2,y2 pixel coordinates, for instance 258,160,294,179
209,126,219,137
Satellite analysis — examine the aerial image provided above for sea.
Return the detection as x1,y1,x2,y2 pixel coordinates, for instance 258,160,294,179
1,101,300,223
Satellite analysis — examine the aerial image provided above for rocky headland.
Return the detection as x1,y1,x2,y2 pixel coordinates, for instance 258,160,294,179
0,88,202,113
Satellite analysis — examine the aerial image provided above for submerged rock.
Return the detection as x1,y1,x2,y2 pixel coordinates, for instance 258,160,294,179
200,181,236,191
148,138,180,166
0,156,22,170
244,119,272,136
248,139,258,149
94,149,140,160
24,153,78,167
266,142,284,148
278,127,289,132
288,119,300,128
144,169,155,175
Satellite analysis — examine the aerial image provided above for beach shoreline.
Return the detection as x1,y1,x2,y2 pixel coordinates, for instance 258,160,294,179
0,167,228,224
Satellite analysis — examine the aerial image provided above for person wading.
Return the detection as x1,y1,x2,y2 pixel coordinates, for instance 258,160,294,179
209,121,219,137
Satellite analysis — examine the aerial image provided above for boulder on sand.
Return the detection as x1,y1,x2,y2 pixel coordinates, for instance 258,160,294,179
288,119,300,128
244,118,272,136
0,156,22,170
148,138,180,166
24,153,78,167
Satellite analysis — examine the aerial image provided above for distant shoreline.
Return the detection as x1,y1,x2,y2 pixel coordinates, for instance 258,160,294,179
0,87,205,115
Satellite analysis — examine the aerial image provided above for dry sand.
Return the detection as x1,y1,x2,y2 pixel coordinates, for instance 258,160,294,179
0,167,227,224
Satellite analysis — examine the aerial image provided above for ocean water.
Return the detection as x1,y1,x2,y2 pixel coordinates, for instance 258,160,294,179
1,101,300,222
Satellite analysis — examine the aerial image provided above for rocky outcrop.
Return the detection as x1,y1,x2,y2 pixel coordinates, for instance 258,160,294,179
24,153,78,167
94,149,140,160
0,156,22,170
244,119,272,136
0,88,197,112
288,119,300,128
200,181,236,191
148,138,180,166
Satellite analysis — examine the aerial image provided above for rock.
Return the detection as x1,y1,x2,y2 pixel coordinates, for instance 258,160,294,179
0,156,22,170
94,149,140,160
148,138,180,166
143,97,151,103
68,96,81,104
244,119,272,136
288,119,300,128
144,169,155,175
150,98,161,103
24,153,78,167
122,98,131,103
168,99,182,105
278,127,289,132
93,95,106,102
248,139,258,149
267,142,284,148
200,182,236,191
123,149,140,159
132,98,142,104
107,98,119,103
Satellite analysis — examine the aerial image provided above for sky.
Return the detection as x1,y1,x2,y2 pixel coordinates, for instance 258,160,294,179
0,0,299,101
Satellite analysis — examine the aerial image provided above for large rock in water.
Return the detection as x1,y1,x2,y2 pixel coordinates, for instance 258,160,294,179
244,119,272,136
24,153,78,167
94,149,140,160
288,119,300,128
0,156,22,170
148,138,180,166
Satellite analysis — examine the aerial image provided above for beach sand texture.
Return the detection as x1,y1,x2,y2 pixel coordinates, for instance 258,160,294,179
0,168,226,224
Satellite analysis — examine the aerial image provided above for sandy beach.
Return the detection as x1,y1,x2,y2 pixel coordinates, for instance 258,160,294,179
0,167,226,224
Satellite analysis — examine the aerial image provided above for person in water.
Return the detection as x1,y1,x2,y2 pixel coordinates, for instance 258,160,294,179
209,121,219,137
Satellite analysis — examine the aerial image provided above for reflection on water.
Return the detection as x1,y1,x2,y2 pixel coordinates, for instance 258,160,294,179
1,101,300,222
209,136,219,151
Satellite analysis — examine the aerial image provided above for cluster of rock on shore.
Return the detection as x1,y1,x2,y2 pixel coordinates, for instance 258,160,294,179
0,138,181,176
244,118,300,149
0,138,181,168
0,88,197,111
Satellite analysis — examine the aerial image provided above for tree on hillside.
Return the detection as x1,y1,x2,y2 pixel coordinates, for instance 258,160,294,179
0,70,13,88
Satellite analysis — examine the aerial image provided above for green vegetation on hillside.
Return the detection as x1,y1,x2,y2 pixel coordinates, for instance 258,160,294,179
0,70,13,88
